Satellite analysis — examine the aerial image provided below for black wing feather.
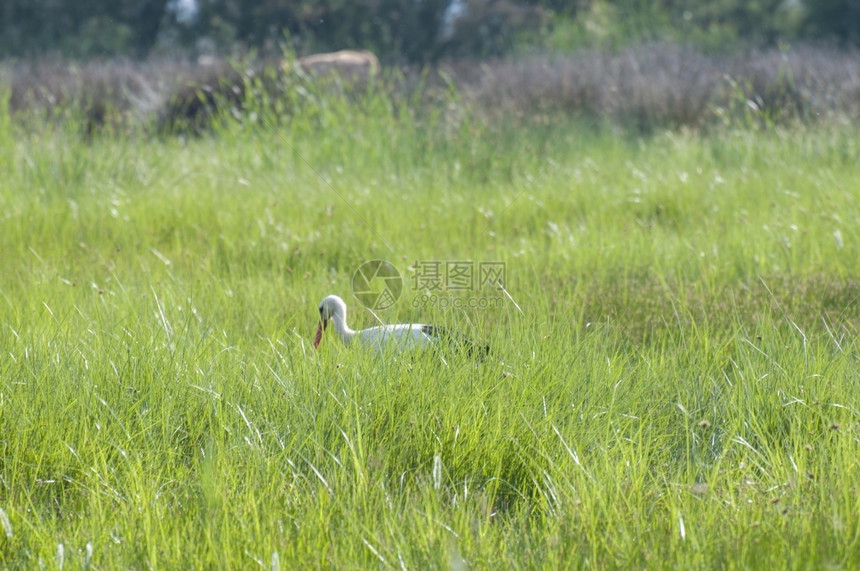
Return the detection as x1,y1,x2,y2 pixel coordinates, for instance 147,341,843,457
419,325,490,357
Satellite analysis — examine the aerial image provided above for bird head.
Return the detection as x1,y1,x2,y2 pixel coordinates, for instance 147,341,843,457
313,295,346,349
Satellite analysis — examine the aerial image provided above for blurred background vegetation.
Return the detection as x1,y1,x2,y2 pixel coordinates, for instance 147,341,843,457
1,0,858,62
2,1,859,136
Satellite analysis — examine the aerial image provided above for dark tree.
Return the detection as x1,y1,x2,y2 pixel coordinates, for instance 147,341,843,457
803,0,860,46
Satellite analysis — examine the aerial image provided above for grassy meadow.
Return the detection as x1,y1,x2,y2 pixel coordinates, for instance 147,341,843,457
1,81,860,569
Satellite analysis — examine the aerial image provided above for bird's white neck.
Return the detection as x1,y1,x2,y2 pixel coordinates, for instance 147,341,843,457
330,312,356,346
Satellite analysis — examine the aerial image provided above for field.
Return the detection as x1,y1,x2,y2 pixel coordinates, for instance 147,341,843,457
1,79,860,568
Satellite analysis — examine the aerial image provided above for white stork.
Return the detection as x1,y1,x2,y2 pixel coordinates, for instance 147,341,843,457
312,294,488,356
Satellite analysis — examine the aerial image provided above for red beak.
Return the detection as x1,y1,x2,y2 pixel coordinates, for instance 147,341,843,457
313,319,327,349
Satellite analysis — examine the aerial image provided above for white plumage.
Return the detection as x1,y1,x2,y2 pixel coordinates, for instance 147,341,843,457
313,294,492,359
313,294,436,353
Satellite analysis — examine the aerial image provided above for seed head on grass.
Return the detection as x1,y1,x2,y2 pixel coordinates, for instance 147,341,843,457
433,454,443,491
689,483,708,496
0,507,12,538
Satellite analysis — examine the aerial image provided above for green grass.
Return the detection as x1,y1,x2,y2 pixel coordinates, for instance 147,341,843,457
1,89,860,568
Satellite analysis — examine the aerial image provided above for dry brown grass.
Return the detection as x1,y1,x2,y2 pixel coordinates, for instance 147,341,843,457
573,274,860,345
1,44,859,133
1,56,182,131
456,44,860,128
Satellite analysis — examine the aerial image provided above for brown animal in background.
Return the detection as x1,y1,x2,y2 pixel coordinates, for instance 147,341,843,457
289,50,380,83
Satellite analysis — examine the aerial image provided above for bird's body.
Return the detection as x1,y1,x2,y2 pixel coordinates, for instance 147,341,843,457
313,295,488,356
342,323,435,351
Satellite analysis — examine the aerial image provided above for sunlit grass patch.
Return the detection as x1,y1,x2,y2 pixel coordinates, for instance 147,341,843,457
1,90,860,567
